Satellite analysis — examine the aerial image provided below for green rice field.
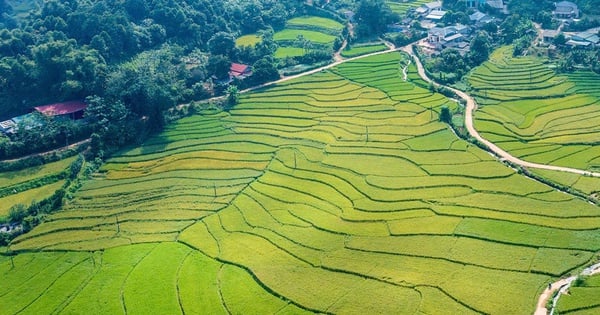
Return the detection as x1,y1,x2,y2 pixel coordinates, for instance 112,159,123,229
273,29,336,44
274,47,306,59
556,273,600,314
466,46,600,197
2,52,600,314
0,156,75,217
235,34,261,47
286,16,344,32
387,0,430,16
341,42,388,58
273,15,342,59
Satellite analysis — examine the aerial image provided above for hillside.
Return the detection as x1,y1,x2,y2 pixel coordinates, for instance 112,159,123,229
466,46,600,198
2,52,600,314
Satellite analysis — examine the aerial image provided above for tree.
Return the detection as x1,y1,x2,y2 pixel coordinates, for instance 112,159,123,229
468,31,491,65
355,0,398,37
8,204,26,223
535,11,555,29
439,106,452,124
207,55,231,81
208,32,236,58
226,85,239,107
554,33,566,46
250,56,279,85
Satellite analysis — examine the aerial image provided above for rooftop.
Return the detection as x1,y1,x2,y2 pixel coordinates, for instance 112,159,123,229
444,33,463,42
34,101,87,116
424,1,442,9
486,0,504,9
426,10,447,20
230,63,251,77
555,1,578,8
470,11,487,21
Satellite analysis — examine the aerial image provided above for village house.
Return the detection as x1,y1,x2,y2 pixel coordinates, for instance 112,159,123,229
542,29,561,43
415,1,442,17
213,63,252,86
34,101,87,120
425,9,447,22
553,1,580,19
0,119,15,135
567,31,600,47
469,11,493,27
0,101,87,136
229,63,252,80
424,24,472,54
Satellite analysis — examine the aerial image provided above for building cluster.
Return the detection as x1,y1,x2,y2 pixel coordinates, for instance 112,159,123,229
0,101,87,136
388,0,597,55
403,0,507,55
542,2,599,49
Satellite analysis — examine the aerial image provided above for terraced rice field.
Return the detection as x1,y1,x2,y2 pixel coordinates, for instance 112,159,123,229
466,46,600,196
3,52,600,314
341,42,388,58
286,16,344,31
0,156,75,217
387,0,430,16
274,16,342,59
556,274,600,314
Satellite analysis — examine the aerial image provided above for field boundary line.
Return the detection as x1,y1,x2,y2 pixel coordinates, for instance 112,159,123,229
401,44,600,178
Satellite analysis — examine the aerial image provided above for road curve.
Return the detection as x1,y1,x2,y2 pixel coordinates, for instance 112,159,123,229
534,263,600,315
401,44,600,178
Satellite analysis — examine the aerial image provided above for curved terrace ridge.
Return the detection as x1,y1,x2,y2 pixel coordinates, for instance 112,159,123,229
400,45,600,178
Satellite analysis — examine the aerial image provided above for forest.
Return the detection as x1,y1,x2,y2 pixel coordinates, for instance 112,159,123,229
0,0,321,158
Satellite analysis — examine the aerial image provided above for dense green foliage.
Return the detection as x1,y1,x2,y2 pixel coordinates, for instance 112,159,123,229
0,0,306,121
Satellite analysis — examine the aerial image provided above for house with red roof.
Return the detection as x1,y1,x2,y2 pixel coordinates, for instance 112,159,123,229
33,100,87,120
229,63,252,79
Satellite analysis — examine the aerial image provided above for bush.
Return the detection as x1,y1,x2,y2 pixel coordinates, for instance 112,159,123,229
8,204,26,223
439,106,452,124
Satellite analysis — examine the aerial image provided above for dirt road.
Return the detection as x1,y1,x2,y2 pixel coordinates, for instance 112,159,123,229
401,44,600,178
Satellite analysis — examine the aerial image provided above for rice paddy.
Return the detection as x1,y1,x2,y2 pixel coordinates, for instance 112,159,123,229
2,51,600,314
341,42,389,58
387,0,430,16
235,34,261,47
466,46,600,197
273,15,343,59
556,273,600,314
0,156,75,217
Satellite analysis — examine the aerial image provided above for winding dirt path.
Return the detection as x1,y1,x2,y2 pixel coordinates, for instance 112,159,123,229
401,44,600,178
535,263,600,315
